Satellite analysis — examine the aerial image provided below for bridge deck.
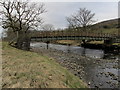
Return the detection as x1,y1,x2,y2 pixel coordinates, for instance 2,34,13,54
31,32,120,43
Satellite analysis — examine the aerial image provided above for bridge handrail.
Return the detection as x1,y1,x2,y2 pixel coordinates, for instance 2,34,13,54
31,31,119,39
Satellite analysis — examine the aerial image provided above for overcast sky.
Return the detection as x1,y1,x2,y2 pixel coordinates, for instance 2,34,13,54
42,2,118,29
0,0,119,37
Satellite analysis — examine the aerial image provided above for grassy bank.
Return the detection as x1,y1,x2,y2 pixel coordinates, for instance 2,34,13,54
56,40,81,46
87,41,120,47
56,40,120,47
2,42,87,88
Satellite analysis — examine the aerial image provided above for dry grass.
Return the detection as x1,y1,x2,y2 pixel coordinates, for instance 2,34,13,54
56,40,81,46
88,41,120,46
88,41,104,44
2,42,87,88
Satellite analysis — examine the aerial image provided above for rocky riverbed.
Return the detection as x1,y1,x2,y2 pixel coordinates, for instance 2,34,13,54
31,46,119,89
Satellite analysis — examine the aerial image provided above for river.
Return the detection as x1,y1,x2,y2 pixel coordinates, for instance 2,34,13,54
30,42,119,60
30,42,119,88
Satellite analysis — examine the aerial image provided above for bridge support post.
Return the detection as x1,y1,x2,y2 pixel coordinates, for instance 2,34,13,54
104,38,113,46
104,38,114,52
46,41,50,49
82,40,86,45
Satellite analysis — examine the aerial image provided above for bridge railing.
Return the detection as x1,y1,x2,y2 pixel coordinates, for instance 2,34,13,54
31,31,118,38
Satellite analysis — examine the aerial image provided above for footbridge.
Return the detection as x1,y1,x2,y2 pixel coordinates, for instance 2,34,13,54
30,31,120,44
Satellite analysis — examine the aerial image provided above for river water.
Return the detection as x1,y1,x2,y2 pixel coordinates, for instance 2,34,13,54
30,42,119,88
31,42,119,60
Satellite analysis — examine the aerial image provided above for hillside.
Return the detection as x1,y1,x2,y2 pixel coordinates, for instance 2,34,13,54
91,18,119,34
94,18,118,28
2,42,87,88
63,18,119,34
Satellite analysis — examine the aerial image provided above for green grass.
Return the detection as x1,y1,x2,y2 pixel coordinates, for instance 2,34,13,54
2,42,87,88
92,28,118,34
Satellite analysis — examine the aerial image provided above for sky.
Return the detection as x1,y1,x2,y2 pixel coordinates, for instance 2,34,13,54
41,2,118,29
0,0,119,37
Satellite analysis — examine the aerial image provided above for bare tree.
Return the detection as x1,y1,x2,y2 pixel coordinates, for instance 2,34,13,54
0,0,46,50
42,24,55,31
66,8,95,31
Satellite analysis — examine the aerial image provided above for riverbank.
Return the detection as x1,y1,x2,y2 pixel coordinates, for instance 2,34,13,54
55,40,81,46
55,40,120,46
31,44,119,88
2,42,87,88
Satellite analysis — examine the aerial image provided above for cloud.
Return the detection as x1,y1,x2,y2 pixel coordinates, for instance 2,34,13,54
41,2,118,29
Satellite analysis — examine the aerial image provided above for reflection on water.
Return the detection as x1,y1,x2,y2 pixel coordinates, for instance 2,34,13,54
31,42,104,59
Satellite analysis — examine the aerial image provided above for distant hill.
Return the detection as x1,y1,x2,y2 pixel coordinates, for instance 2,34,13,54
91,18,119,34
65,18,119,34
93,18,118,28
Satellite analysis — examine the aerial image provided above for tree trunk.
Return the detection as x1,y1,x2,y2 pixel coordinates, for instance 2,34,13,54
16,31,23,49
16,31,30,51
16,37,23,49
22,35,30,51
